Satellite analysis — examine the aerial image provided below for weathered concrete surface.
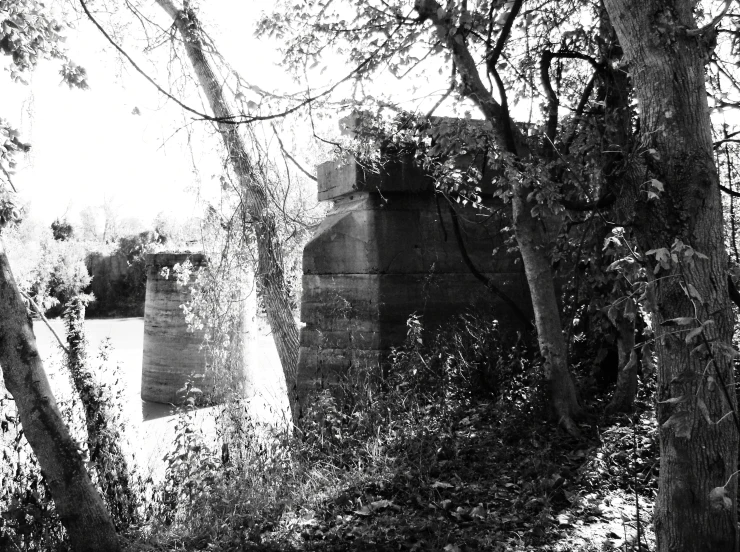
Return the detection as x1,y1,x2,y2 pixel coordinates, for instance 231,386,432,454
297,154,531,402
141,252,210,404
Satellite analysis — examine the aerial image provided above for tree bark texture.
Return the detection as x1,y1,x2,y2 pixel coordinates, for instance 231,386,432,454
603,1,738,550
0,242,121,552
511,187,581,432
64,297,138,530
415,0,581,431
156,0,300,420
606,312,637,414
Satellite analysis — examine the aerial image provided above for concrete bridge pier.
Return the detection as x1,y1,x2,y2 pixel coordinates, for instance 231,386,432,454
141,252,210,404
296,153,531,403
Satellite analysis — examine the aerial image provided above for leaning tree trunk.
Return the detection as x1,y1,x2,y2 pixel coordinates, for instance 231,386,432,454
414,0,582,432
511,185,581,433
156,0,300,420
603,1,738,550
0,243,121,552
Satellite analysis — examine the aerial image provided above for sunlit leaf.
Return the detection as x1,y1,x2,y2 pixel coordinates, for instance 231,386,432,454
710,486,733,511
660,317,694,327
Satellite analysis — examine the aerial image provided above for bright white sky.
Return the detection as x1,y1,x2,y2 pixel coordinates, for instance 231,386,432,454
0,0,295,229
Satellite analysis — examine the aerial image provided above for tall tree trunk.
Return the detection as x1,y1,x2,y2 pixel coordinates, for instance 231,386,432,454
603,1,738,550
606,311,637,414
414,0,582,432
64,296,138,530
511,187,580,432
0,243,121,552
156,0,300,420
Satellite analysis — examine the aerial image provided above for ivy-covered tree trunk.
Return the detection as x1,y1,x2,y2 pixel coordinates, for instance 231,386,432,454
0,243,121,552
155,0,300,420
63,296,138,530
603,1,738,550
598,7,639,415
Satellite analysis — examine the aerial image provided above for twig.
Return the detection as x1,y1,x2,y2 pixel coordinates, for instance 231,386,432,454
722,468,740,488
426,63,456,118
0,165,17,193
82,0,416,126
78,0,216,122
19,290,69,354
270,123,317,182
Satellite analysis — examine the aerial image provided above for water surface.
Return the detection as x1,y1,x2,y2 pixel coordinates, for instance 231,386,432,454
32,316,287,480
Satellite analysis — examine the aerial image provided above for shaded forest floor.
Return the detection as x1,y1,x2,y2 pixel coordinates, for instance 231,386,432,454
128,384,658,552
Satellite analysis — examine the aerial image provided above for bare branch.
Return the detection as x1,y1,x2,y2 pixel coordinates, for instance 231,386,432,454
721,182,740,197
548,50,601,71
713,137,740,149
271,123,317,182
541,50,559,151
414,0,521,154
19,290,69,355
563,72,596,155
426,63,457,117
81,0,417,126
687,0,735,36
488,0,523,67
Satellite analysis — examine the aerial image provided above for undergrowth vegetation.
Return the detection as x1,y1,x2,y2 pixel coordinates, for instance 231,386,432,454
0,338,144,551
125,312,657,552
1,311,659,551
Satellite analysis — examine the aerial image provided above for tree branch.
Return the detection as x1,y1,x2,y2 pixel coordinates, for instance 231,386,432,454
713,135,740,150
687,0,735,36
271,123,317,182
426,63,457,117
0,165,17,193
19,290,69,354
79,0,217,121
541,50,559,153
485,0,521,151
488,0,522,67
415,0,522,155
548,50,602,71
562,72,597,155
721,182,740,197
83,0,417,126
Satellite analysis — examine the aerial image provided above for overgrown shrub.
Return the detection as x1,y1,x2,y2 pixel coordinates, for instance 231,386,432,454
139,311,544,549
300,311,544,462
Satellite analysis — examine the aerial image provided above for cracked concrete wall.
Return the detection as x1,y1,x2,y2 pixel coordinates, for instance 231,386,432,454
297,154,531,402
141,252,211,404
